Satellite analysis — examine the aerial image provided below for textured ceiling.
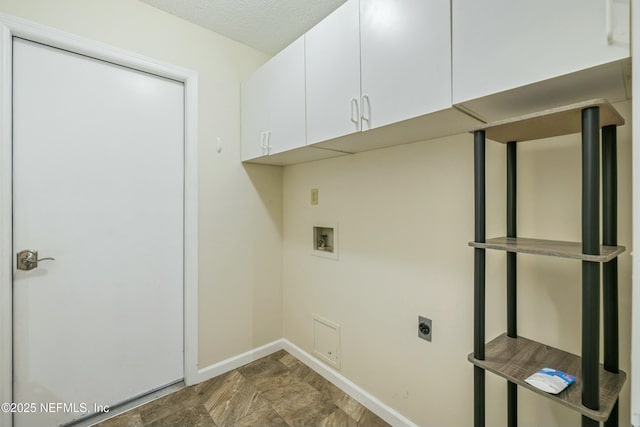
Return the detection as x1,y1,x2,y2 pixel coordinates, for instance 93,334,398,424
140,0,347,54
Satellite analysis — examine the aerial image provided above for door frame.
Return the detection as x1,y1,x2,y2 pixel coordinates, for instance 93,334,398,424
0,13,199,426
632,4,639,425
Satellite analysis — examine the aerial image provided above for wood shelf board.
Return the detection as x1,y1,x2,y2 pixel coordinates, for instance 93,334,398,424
469,237,625,262
471,99,625,143
468,334,626,422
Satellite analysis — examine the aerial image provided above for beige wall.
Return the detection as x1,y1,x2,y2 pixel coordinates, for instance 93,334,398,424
283,100,633,426
0,0,283,368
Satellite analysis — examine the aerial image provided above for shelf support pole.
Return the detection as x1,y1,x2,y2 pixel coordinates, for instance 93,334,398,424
474,130,486,427
581,106,600,427
506,141,517,427
602,124,619,427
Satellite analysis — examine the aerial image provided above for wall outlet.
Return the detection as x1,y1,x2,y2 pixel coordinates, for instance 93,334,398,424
418,316,432,342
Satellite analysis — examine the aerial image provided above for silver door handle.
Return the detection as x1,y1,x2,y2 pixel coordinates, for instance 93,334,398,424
17,249,55,271
350,98,360,129
606,0,613,44
261,131,267,155
265,131,272,154
361,95,371,125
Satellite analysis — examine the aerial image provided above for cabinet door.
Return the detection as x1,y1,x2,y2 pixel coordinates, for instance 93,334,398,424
360,0,451,130
241,64,270,161
452,0,630,104
305,0,361,145
267,36,306,155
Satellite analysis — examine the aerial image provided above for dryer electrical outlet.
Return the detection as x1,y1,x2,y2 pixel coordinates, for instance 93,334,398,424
418,316,432,342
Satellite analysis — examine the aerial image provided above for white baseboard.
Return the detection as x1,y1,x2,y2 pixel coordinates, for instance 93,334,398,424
282,340,419,427
193,339,286,384
193,338,418,427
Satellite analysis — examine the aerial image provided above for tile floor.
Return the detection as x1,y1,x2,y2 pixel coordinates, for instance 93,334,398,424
96,350,390,427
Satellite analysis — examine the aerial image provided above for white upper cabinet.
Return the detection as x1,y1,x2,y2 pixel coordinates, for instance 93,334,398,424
452,0,630,104
241,36,306,161
360,0,451,130
268,36,306,155
306,0,453,145
244,0,489,164
306,0,451,144
241,60,269,161
305,0,361,145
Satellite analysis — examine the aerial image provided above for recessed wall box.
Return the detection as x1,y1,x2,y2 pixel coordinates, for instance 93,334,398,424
312,223,338,260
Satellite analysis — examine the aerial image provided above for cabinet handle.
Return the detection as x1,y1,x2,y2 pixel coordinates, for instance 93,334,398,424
266,131,272,155
361,95,371,127
350,98,360,130
606,0,613,44
260,131,267,155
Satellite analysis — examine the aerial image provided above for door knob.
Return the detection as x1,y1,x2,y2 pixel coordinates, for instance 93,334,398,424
16,249,55,271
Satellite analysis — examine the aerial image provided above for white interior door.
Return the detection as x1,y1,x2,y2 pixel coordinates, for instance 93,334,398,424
12,38,184,427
